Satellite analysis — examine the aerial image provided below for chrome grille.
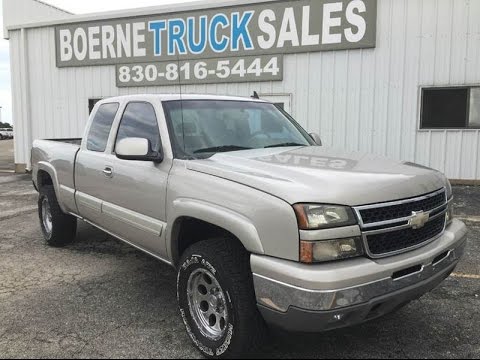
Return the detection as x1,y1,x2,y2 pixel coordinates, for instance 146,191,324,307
354,189,448,258
359,191,446,225
366,214,446,255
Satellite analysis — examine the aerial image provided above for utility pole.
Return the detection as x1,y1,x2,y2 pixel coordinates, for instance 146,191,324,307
0,106,2,125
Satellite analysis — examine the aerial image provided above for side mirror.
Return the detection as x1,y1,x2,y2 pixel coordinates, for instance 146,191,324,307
116,138,163,163
310,133,322,146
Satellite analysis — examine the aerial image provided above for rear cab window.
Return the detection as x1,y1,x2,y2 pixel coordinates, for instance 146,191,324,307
86,103,120,152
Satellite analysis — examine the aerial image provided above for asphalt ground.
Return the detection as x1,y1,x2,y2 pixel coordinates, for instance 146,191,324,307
0,174,479,359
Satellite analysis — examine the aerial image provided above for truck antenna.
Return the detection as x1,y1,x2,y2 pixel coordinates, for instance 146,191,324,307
251,91,260,100
177,53,186,154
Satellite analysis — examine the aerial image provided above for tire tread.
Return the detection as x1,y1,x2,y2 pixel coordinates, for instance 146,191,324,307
180,238,267,358
38,185,77,247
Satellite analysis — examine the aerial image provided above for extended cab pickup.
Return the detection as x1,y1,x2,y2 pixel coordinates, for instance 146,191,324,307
32,95,468,358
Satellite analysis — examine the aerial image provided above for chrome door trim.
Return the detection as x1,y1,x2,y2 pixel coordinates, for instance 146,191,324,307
102,201,165,237
76,191,102,213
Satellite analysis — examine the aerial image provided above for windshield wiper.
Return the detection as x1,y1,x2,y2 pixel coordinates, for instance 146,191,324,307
264,142,307,148
194,145,253,154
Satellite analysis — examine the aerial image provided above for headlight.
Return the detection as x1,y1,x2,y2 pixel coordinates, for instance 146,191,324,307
446,198,454,225
300,238,364,264
293,204,357,230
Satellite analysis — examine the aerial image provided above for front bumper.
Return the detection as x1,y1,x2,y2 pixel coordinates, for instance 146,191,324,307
252,219,467,332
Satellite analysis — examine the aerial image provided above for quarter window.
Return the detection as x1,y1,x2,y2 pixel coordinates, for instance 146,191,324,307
86,103,119,152
116,102,161,152
421,87,480,129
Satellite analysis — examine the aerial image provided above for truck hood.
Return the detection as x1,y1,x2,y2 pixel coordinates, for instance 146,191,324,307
186,146,448,206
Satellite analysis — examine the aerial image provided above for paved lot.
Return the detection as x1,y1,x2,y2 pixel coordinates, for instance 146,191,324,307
0,140,14,171
0,175,479,358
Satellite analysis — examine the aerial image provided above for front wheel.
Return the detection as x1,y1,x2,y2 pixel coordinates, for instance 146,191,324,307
177,238,267,358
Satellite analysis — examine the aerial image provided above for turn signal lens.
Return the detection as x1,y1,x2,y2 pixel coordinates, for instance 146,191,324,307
446,199,454,225
300,238,364,264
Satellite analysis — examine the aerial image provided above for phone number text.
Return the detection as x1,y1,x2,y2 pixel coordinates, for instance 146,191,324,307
116,55,283,87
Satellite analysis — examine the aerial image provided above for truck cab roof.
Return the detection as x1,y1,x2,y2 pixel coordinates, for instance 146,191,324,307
96,94,268,105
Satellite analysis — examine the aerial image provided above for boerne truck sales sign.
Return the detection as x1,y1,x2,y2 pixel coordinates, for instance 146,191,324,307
56,0,377,86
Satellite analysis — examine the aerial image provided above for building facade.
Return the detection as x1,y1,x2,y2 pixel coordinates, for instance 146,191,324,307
3,0,480,181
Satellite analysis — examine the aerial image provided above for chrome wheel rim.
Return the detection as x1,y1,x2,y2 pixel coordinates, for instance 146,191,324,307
41,198,53,236
187,269,228,341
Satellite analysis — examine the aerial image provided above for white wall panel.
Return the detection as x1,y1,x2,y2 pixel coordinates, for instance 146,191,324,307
8,0,480,180
3,0,72,39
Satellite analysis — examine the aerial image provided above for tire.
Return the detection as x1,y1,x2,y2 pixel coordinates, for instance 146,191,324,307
177,238,267,358
38,185,77,247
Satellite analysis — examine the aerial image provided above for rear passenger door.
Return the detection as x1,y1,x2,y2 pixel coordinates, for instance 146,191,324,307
100,101,172,259
75,102,120,228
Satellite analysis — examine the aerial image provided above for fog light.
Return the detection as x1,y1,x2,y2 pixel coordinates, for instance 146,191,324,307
300,237,364,264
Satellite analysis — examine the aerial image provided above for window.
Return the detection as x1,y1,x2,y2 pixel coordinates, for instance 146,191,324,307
421,87,480,129
89,98,103,114
86,103,119,152
115,102,161,152
163,100,313,158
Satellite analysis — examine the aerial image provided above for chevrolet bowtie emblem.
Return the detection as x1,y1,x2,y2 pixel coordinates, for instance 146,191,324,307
409,211,430,229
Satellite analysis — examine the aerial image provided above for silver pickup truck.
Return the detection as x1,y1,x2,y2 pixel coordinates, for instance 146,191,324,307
32,94,468,358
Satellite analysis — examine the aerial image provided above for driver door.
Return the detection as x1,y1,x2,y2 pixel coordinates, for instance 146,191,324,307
99,101,172,260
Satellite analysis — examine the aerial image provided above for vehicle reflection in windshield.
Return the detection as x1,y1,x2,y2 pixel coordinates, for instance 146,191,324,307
255,153,358,171
163,100,314,158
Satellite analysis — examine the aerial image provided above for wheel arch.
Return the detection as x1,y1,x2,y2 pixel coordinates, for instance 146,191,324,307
35,162,68,213
168,199,265,267
36,163,59,192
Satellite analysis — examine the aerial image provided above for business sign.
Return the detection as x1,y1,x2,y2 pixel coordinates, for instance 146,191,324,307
56,0,377,85
116,55,283,86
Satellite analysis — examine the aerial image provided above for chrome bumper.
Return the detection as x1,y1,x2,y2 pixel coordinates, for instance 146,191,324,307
252,219,467,315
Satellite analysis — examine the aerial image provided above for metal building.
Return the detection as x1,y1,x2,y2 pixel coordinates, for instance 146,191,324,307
3,0,480,182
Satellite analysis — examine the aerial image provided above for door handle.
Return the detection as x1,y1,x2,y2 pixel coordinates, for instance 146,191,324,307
103,167,113,178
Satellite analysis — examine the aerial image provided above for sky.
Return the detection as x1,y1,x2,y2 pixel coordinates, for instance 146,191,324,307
0,0,196,125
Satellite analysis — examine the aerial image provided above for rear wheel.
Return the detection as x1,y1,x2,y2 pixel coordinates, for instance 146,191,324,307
177,238,267,358
38,185,77,247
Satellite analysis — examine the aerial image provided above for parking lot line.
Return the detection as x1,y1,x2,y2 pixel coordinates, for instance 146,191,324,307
457,216,480,223
452,273,480,280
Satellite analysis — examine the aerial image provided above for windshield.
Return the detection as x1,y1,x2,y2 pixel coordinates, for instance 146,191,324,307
163,100,314,159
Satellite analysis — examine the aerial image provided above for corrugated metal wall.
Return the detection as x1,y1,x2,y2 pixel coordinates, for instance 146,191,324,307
3,0,72,39
9,0,480,179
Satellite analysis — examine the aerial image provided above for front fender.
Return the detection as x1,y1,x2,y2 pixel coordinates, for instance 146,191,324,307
167,198,265,261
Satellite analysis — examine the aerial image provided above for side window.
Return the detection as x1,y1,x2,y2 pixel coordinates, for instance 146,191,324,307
115,102,161,152
87,103,119,152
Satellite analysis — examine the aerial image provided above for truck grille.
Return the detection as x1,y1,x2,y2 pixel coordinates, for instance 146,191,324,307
366,215,446,256
359,191,446,225
354,189,448,258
